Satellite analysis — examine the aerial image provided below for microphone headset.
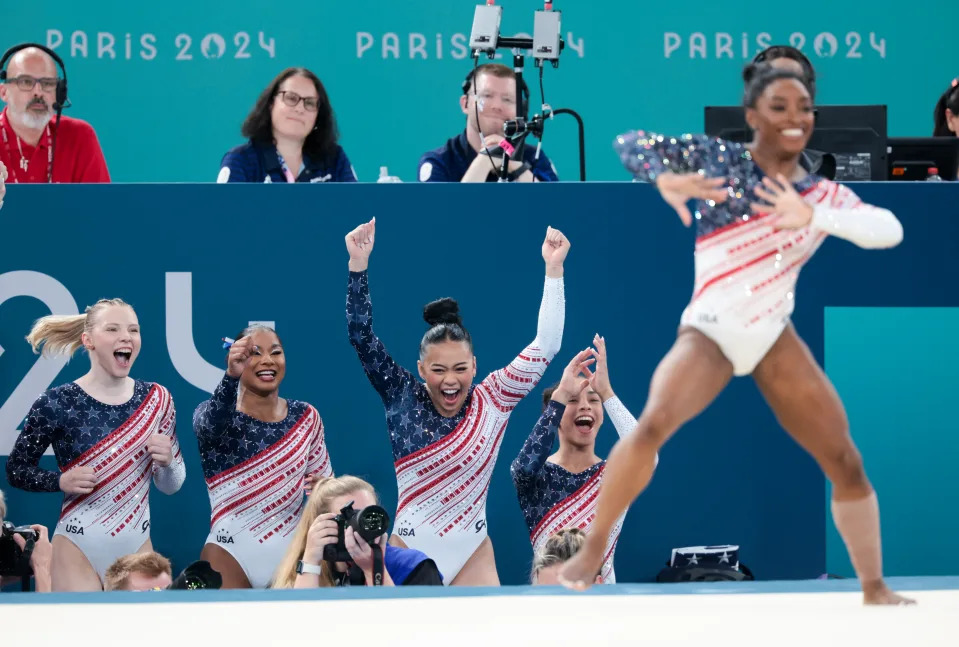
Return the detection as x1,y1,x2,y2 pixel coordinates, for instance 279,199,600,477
1,43,69,111
0,42,70,181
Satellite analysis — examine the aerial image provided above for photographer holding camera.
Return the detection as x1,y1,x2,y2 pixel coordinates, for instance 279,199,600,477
0,488,52,592
272,476,442,588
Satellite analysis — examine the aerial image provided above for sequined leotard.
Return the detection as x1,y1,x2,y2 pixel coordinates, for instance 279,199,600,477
6,381,185,582
194,375,333,588
347,270,564,583
615,131,904,375
512,396,640,583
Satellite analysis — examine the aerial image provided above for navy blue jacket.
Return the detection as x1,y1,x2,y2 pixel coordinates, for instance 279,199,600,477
218,140,357,183
418,131,558,182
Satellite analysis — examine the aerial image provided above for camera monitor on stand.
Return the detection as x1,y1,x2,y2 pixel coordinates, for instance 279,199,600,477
704,105,888,181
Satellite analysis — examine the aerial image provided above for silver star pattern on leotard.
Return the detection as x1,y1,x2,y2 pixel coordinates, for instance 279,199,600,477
510,400,604,533
7,381,154,492
192,376,317,480
347,270,468,461
614,131,819,238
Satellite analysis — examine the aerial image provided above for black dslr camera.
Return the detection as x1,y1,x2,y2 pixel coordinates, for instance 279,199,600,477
167,560,222,590
322,501,390,563
0,521,40,577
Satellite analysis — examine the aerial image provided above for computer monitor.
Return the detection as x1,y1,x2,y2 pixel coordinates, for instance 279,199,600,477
887,137,959,181
704,105,888,181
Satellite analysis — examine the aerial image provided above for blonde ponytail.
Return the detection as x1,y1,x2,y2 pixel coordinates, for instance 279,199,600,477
25,298,132,359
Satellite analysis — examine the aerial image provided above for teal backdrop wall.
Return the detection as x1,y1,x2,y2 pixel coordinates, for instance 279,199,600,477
1,1,957,183
2,182,957,584
824,307,959,578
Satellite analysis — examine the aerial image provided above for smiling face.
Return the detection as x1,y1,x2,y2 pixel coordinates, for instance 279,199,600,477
81,305,141,378
557,388,605,451
417,340,477,417
746,77,815,157
461,70,518,138
238,329,286,395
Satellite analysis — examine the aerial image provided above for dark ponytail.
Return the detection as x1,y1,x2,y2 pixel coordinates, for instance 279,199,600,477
541,382,560,411
419,298,473,358
933,79,959,137
742,63,811,108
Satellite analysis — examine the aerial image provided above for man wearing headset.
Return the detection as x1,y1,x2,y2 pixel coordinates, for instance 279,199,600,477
0,44,109,183
417,63,558,183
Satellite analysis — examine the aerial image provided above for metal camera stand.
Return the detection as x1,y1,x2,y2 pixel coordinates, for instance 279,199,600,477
468,1,586,181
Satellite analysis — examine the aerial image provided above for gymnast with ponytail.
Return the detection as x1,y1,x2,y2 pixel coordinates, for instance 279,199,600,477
7,299,184,591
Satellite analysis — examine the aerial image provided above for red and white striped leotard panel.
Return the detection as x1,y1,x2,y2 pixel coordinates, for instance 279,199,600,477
205,404,332,547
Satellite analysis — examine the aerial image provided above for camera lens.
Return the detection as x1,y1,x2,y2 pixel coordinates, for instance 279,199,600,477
504,118,527,138
360,511,384,531
351,505,390,542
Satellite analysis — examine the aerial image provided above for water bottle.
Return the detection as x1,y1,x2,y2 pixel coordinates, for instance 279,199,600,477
926,167,943,182
376,166,402,183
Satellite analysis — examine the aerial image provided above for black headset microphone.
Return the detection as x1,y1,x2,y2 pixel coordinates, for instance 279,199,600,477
0,42,70,181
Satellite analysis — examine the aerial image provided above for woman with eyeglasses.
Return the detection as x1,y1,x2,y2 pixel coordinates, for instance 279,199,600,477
217,67,357,183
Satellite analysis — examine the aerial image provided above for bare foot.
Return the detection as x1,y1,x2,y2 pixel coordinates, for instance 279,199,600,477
558,538,604,591
863,580,916,605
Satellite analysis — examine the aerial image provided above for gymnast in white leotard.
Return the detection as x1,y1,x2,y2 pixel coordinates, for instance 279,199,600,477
7,298,185,591
345,218,568,585
560,64,912,606
195,326,333,589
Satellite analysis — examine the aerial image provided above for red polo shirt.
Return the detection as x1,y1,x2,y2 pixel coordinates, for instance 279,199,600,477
0,107,110,183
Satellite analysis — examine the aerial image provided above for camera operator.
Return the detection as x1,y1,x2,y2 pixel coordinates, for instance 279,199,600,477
271,476,443,587
417,63,558,183
0,488,52,592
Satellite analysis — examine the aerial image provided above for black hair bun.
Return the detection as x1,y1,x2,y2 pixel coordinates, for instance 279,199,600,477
742,62,766,84
423,298,462,327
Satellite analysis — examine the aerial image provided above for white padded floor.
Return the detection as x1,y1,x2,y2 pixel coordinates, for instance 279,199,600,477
4,578,957,646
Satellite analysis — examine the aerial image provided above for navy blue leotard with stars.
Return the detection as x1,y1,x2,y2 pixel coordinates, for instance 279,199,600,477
193,375,332,588
6,380,184,579
511,396,637,583
347,269,564,582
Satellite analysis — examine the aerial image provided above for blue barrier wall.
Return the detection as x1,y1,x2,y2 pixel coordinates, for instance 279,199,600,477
1,182,957,584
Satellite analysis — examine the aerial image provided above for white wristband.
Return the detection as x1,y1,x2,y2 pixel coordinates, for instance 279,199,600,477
296,561,323,576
